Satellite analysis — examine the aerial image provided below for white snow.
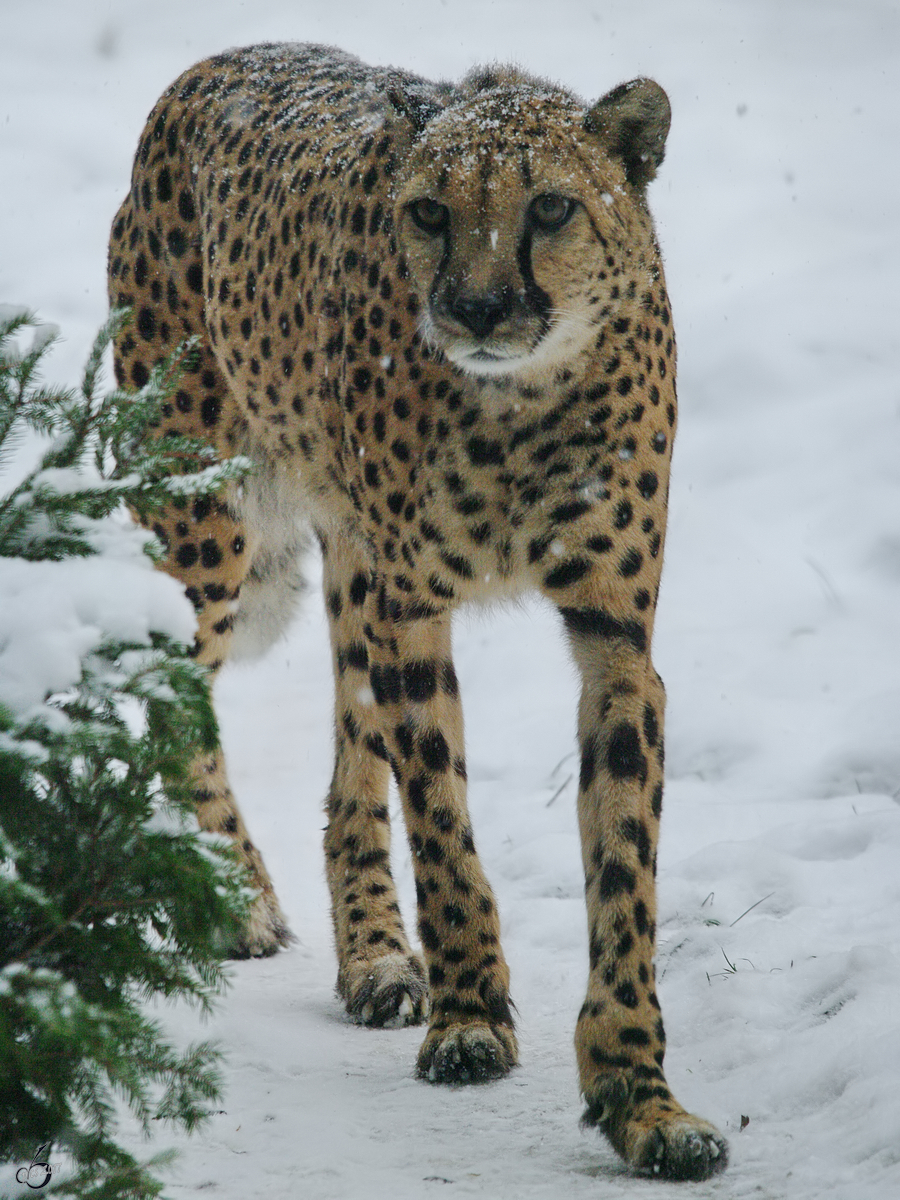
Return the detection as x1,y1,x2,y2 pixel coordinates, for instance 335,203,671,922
2,1,899,1197
0,538,195,721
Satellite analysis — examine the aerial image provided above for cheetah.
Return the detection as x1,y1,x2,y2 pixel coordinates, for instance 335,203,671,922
108,43,727,1181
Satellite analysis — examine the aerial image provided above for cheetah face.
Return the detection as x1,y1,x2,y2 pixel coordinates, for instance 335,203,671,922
393,79,670,383
399,187,594,379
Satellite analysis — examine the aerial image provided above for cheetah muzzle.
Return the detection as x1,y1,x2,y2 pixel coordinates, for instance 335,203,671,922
108,42,728,1181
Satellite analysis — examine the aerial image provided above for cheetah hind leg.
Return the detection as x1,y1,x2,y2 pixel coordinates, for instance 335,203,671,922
175,476,302,959
191,746,294,959
109,203,296,960
203,466,313,957
322,759,431,1026
133,502,296,960
320,541,429,1029
326,777,431,1028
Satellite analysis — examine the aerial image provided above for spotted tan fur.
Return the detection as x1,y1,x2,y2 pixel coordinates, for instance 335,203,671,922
108,43,727,1180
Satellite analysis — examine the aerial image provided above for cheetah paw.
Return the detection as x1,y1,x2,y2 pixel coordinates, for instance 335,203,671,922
341,952,429,1027
417,1022,518,1084
638,1113,729,1180
633,1117,728,1182
226,890,295,959
584,1087,728,1183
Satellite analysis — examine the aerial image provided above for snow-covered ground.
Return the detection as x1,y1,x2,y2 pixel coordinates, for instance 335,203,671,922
2,1,899,1196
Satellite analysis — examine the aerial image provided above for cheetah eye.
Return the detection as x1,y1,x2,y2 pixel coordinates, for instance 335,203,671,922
529,194,576,232
408,198,450,234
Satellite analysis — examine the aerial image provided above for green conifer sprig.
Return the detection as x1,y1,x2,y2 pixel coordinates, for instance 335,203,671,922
0,310,254,1198
0,308,251,562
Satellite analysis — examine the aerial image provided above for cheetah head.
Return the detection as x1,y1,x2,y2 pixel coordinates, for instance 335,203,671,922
392,73,670,382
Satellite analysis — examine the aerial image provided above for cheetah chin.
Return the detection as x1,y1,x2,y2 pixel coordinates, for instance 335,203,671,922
439,313,598,382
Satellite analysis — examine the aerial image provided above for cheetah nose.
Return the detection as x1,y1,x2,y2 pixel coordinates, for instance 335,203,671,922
448,292,510,340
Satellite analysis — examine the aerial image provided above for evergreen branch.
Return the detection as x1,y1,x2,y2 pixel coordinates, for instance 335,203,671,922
0,313,252,1197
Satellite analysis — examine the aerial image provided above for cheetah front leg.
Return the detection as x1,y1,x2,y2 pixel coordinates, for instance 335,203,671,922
358,592,517,1081
557,607,727,1180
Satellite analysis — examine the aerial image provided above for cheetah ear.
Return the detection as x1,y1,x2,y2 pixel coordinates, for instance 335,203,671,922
584,78,671,190
384,78,443,134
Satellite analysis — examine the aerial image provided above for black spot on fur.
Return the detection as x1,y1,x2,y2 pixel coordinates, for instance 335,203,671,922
580,736,598,791
560,607,647,654
607,722,645,779
404,659,437,702
420,729,451,772
600,860,637,899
